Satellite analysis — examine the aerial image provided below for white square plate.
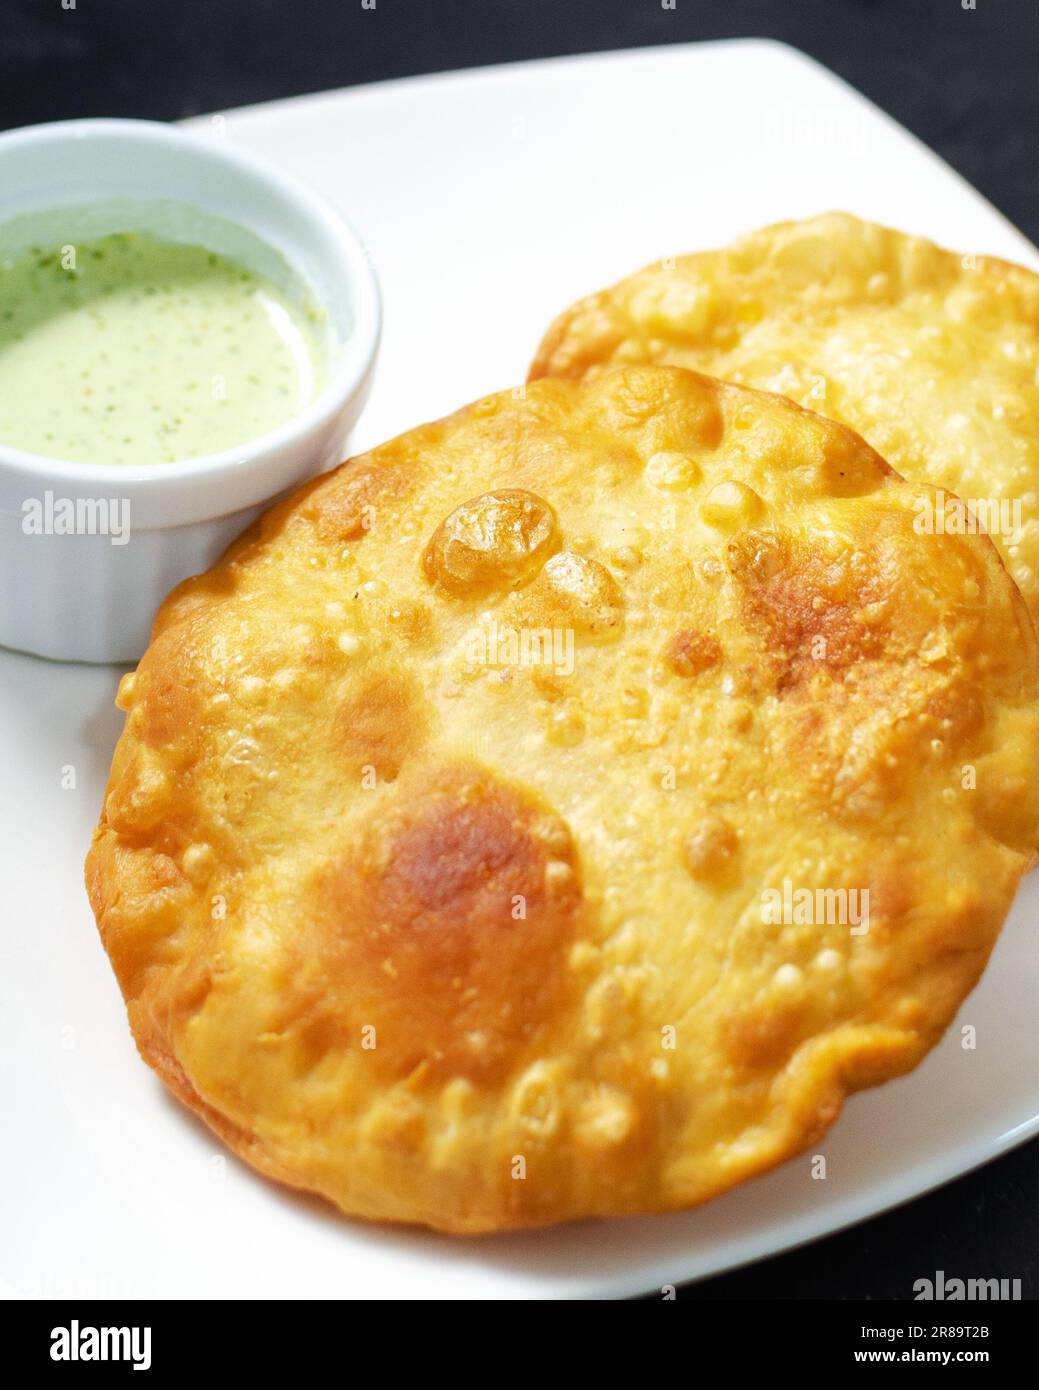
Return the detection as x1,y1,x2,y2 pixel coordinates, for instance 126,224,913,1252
3,40,1038,1300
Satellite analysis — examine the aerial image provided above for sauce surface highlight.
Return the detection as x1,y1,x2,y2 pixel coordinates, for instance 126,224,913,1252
0,231,326,465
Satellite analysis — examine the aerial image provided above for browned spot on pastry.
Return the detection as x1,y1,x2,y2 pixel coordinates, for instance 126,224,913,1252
131,626,212,750
727,530,889,692
307,461,406,543
423,489,560,596
666,628,722,678
335,671,428,783
304,765,582,1081
720,1002,805,1073
386,598,435,646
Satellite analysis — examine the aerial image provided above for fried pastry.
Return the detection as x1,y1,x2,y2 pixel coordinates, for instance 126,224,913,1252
86,367,1039,1232
530,213,1039,619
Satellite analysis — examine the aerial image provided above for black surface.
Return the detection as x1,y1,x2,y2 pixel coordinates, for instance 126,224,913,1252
655,1137,1039,1300
4,0,1039,244
3,0,1037,1301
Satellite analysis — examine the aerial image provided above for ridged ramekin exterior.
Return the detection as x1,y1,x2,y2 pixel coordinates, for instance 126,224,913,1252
0,505,266,664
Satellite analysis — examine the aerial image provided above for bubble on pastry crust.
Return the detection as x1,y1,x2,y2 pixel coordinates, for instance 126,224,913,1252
510,1061,564,1136
608,544,643,571
105,750,172,833
817,430,893,498
422,489,560,596
359,1092,426,1152
545,553,623,628
531,813,574,857
544,858,575,893
510,550,625,639
574,1088,638,1150
768,228,839,283
644,451,702,491
236,674,267,699
627,279,714,340
772,963,805,992
700,480,764,531
115,671,137,710
181,842,215,885
665,628,723,678
304,766,583,1081
545,706,584,750
815,948,843,973
683,816,738,882
88,846,194,996
591,364,724,451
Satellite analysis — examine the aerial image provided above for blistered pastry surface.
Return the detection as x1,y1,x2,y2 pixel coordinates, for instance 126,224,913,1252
87,367,1039,1230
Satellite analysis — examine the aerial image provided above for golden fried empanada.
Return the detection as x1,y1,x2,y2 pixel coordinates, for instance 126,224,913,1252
86,367,1039,1232
531,213,1039,619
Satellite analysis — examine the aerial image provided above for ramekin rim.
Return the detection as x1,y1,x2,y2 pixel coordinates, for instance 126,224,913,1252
0,117,381,492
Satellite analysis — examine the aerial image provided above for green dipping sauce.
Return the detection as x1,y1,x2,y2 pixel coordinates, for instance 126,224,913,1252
0,231,327,465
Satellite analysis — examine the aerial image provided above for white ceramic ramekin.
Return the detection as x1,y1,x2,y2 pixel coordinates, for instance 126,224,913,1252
0,118,380,663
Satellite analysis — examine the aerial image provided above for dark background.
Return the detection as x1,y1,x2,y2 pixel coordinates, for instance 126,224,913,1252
4,0,1039,243
4,0,1037,1301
